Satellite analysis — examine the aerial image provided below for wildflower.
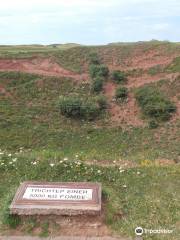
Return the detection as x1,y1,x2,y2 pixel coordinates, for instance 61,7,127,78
1,162,4,165
64,157,68,161
12,158,17,162
32,161,37,165
137,171,141,175
75,154,79,158
113,160,116,164
8,154,12,157
97,170,101,174
59,160,63,163
120,169,125,173
9,162,13,165
0,152,4,155
122,185,127,188
50,163,55,167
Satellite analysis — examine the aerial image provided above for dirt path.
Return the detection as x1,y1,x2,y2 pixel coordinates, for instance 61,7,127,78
0,58,88,82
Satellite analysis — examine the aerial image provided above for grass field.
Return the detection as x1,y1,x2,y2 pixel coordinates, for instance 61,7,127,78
0,42,180,239
0,154,179,239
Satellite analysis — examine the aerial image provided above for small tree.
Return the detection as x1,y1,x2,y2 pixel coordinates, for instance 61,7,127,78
59,96,101,120
112,70,127,83
91,77,104,93
89,64,109,79
96,95,108,110
115,87,128,101
88,52,100,65
135,86,176,121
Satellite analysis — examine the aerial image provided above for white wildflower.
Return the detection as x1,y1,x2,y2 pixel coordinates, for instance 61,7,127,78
32,161,37,165
50,163,55,167
64,157,68,161
12,158,17,162
122,185,127,188
97,170,101,174
8,154,12,157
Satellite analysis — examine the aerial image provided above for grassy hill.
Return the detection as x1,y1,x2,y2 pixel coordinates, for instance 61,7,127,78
0,41,180,239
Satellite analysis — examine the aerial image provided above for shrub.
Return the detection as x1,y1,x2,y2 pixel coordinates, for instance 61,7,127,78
89,64,109,79
111,70,127,83
59,96,82,118
88,52,100,65
135,86,176,121
96,95,108,110
91,77,104,93
115,87,128,101
148,120,159,129
59,96,100,120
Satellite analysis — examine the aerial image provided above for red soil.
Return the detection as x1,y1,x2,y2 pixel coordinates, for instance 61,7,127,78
0,58,88,82
103,82,144,127
0,51,179,126
127,72,179,88
123,51,177,70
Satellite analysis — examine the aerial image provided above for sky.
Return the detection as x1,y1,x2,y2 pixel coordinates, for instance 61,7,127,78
0,0,180,45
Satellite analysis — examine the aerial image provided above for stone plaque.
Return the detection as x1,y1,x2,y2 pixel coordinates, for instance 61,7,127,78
10,182,101,215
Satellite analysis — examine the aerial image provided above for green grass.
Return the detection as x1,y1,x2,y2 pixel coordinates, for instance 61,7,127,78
148,65,165,75
0,42,179,239
0,153,179,239
0,71,179,163
166,56,180,73
1,41,179,74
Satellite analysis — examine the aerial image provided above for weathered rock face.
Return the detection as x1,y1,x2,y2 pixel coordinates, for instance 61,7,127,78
10,181,101,216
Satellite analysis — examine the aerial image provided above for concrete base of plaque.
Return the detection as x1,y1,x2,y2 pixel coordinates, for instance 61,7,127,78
10,182,101,216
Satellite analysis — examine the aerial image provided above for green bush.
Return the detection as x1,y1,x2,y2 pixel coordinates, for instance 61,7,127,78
96,95,108,110
111,70,127,83
135,86,176,121
91,77,104,93
115,87,128,101
148,120,159,129
59,96,101,120
89,64,109,79
88,52,100,65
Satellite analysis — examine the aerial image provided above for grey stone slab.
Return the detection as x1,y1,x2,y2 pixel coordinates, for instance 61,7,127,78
10,182,101,216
